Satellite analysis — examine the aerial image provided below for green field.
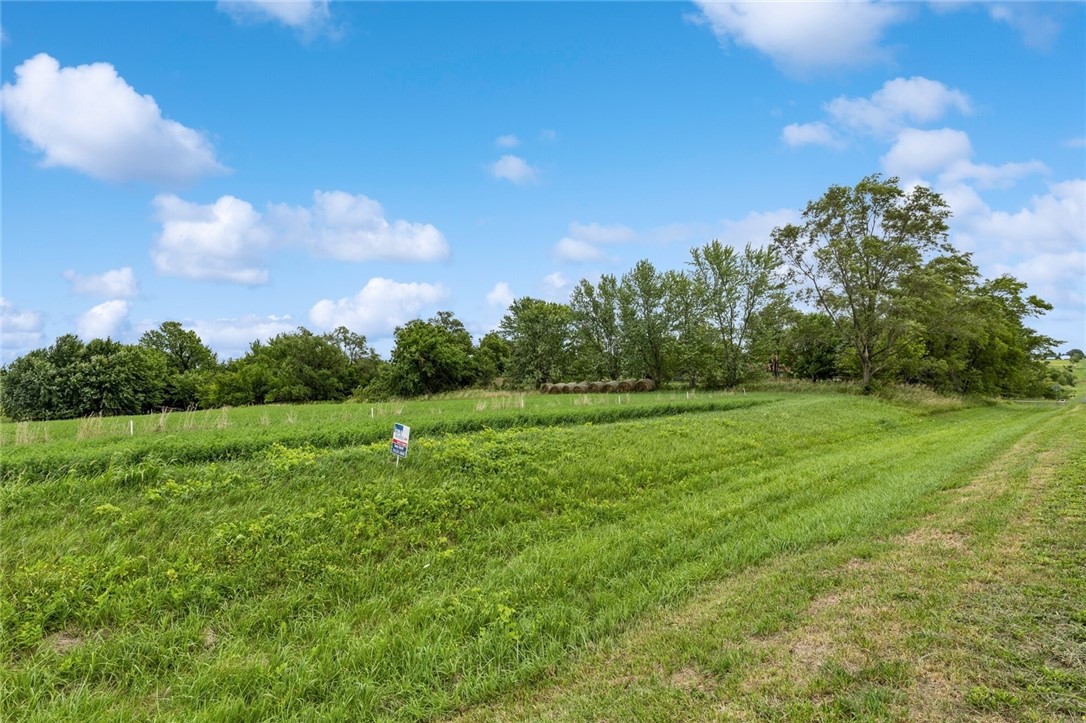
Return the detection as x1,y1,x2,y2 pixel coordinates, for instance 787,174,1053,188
2,390,1083,721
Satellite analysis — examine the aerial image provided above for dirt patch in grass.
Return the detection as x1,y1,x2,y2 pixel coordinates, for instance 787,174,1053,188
900,528,968,550
46,631,84,654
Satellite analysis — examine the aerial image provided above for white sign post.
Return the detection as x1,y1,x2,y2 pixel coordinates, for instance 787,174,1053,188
391,423,410,466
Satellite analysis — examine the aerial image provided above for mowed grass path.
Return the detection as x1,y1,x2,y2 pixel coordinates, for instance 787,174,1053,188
2,393,1081,720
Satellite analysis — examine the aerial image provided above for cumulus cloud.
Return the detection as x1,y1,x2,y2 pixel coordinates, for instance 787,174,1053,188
718,208,801,249
881,128,1047,189
309,277,446,335
1,298,44,352
486,282,515,310
151,190,449,284
781,77,972,151
63,267,139,298
152,194,271,285
186,314,297,359
692,1,905,74
555,238,612,263
880,127,973,180
825,76,972,138
541,272,571,301
77,300,130,340
270,190,449,262
966,179,1085,255
553,221,635,262
941,178,1085,344
495,134,519,148
490,155,538,184
781,122,841,149
218,0,335,37
0,53,225,184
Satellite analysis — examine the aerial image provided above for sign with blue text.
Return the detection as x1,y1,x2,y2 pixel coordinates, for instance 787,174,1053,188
391,423,410,459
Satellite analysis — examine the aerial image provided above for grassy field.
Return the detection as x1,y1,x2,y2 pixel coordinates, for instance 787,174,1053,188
2,390,1082,721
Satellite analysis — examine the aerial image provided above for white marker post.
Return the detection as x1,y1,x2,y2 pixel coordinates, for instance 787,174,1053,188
391,423,410,468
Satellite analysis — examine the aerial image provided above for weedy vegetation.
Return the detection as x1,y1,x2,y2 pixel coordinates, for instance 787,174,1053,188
2,388,1082,721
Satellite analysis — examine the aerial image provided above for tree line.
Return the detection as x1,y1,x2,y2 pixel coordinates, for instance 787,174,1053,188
2,175,1074,421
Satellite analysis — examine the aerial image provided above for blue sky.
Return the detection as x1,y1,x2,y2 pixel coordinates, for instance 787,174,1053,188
2,1,1084,362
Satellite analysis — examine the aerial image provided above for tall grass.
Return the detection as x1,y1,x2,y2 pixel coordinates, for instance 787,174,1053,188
0,393,772,483
1,393,1068,720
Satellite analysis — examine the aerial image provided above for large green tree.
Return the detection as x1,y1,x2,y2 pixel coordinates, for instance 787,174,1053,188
386,313,475,396
772,174,953,387
1,335,168,420
139,321,218,408
618,260,671,382
499,297,574,387
569,275,622,380
202,327,352,405
662,269,714,388
689,240,784,387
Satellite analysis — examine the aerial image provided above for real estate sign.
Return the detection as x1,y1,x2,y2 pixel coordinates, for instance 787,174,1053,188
391,423,410,459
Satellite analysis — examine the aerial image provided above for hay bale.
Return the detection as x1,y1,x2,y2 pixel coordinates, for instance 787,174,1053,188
633,378,656,392
616,379,634,392
547,383,563,394
540,383,553,394
586,381,603,393
603,380,620,392
572,382,588,393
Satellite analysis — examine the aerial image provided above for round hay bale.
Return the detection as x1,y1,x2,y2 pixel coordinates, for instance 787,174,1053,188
616,379,634,392
540,383,553,394
603,380,620,393
633,378,656,392
572,383,588,393
547,383,563,394
586,381,603,393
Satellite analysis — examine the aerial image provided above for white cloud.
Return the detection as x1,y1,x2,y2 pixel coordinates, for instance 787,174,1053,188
152,190,448,284
718,208,800,249
825,76,972,137
881,128,1047,189
63,267,139,298
540,129,557,142
987,4,1061,50
187,315,297,359
490,155,538,184
781,122,841,148
1063,137,1086,149
270,190,449,262
692,1,905,74
77,300,130,340
881,127,973,180
309,277,446,336
485,282,515,310
541,272,571,301
940,159,1049,190
495,134,519,148
992,250,1086,310
553,222,635,263
1,298,44,352
218,0,334,36
567,221,636,245
152,194,272,285
555,238,611,263
968,179,1085,255
0,53,224,184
